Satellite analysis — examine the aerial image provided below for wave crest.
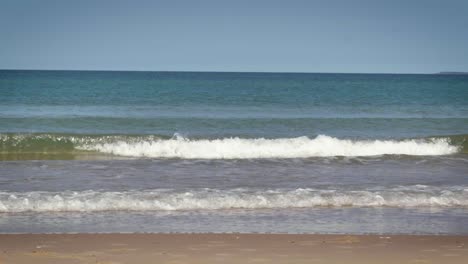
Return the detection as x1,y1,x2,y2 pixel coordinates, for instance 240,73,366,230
81,135,458,159
1,133,463,159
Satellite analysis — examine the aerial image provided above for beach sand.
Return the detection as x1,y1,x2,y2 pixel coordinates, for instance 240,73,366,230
1,234,467,263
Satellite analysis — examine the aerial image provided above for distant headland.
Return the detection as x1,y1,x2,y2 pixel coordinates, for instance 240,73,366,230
436,72,468,75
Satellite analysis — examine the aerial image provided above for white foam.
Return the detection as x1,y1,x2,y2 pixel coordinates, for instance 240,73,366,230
79,135,458,159
1,187,466,212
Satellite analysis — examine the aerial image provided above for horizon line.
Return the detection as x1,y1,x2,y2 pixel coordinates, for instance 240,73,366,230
0,68,464,75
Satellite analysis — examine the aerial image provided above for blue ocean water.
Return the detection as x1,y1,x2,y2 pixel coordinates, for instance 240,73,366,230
1,70,467,138
0,70,467,234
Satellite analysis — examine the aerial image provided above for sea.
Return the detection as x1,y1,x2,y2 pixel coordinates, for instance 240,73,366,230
0,70,467,234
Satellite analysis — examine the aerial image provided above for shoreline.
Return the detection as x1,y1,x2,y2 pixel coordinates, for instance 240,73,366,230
1,233,467,263
2,232,468,235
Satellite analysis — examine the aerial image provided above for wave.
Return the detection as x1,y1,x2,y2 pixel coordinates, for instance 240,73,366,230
1,186,467,212
84,135,459,158
0,133,166,155
1,133,465,159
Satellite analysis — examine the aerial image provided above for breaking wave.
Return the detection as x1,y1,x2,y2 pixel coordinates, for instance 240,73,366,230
82,135,459,158
1,186,467,212
1,133,465,159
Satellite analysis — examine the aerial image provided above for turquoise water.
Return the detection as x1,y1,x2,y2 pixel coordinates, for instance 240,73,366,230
2,70,467,138
1,70,467,234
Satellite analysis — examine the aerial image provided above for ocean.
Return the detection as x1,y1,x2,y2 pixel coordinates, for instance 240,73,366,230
0,70,467,234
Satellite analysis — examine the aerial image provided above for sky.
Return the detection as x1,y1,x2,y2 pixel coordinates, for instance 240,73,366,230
1,0,468,73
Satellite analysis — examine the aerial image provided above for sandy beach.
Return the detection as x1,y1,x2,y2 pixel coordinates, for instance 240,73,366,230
1,233,467,263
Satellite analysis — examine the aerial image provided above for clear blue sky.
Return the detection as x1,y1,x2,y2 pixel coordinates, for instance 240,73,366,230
1,0,467,73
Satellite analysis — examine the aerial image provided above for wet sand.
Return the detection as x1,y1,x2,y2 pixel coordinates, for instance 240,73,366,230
1,233,467,263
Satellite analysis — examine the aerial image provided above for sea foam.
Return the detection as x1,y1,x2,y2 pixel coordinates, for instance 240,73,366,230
80,135,458,159
1,187,466,212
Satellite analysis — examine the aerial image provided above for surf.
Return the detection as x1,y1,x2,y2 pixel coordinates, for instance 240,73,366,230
0,133,465,160
1,186,467,212
81,135,460,158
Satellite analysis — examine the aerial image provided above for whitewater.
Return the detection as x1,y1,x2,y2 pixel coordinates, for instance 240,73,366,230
80,135,458,159
1,186,467,212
